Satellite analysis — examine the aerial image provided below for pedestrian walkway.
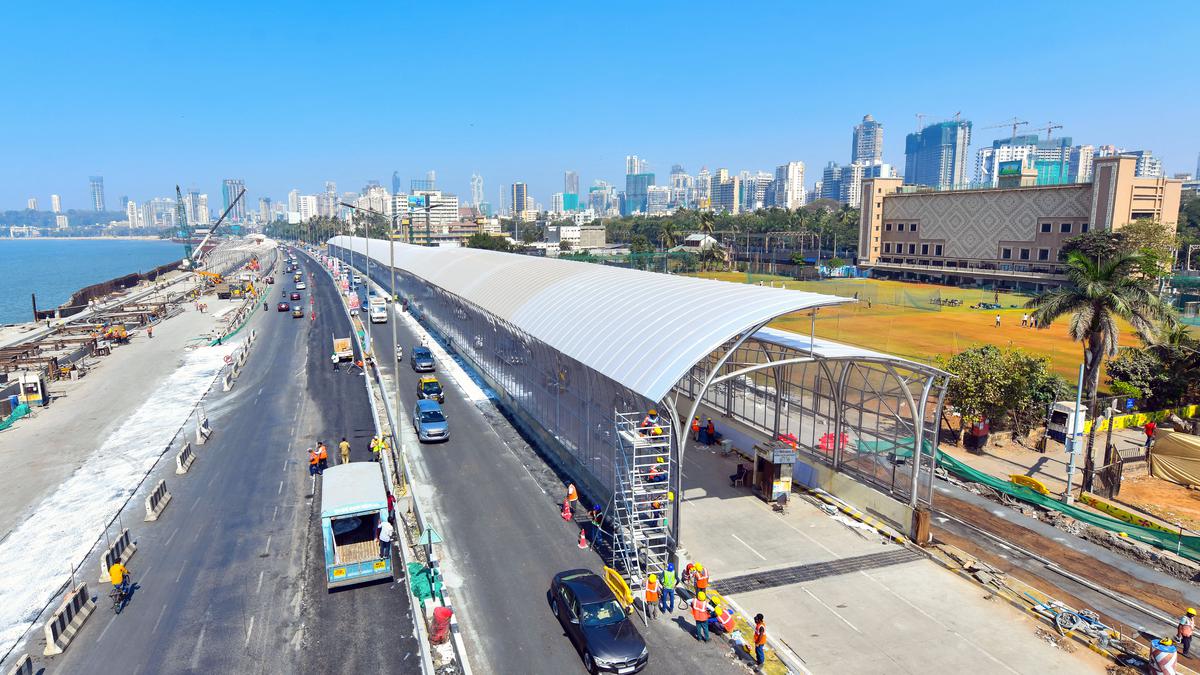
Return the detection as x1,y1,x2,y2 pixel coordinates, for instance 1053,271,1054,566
677,421,1106,673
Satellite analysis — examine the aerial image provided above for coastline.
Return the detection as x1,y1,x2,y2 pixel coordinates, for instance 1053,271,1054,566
0,236,168,241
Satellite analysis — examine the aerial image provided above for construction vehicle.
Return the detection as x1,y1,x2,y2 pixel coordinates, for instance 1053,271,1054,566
195,270,223,285
333,336,353,361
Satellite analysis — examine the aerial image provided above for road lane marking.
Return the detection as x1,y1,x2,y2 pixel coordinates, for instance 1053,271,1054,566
802,587,860,632
257,570,265,593
165,527,179,546
191,495,201,511
731,533,767,561
257,386,263,397
95,615,116,643
272,506,278,522
278,480,284,495
264,535,271,556
244,616,255,647
189,624,207,670
152,603,168,633
176,561,188,583
141,563,154,578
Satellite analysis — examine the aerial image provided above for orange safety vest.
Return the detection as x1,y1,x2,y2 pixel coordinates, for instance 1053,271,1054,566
690,598,709,622
695,569,709,590
318,446,328,461
1180,616,1194,637
648,466,661,480
754,623,767,646
691,419,701,432
308,452,319,466
645,579,659,602
717,609,735,633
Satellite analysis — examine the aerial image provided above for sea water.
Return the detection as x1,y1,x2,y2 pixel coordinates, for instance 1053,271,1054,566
0,238,183,324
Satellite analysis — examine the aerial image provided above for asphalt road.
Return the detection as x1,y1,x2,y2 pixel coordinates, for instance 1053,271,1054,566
341,252,741,675
44,253,419,675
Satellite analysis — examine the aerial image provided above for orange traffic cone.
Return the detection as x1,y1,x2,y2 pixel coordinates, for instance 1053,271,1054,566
567,483,578,503
577,529,588,549
561,499,573,521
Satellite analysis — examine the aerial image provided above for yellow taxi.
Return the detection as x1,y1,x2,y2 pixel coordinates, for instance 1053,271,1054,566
417,376,445,403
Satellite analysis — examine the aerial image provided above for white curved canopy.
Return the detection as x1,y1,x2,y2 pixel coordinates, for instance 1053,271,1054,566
330,236,854,401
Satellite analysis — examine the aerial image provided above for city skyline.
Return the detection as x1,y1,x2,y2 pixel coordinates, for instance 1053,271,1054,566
2,2,1198,211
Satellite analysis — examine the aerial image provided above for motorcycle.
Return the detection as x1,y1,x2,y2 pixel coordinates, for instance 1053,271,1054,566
263,302,268,311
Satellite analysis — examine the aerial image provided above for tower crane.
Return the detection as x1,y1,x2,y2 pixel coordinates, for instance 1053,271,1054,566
983,117,1029,141
1039,122,1064,140
175,185,245,269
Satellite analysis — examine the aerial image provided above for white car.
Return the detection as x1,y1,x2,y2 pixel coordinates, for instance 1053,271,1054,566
296,282,307,290
352,275,363,284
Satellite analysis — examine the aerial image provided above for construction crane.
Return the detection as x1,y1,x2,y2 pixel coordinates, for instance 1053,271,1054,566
191,188,246,267
1039,121,1064,140
983,117,1029,141
175,186,193,266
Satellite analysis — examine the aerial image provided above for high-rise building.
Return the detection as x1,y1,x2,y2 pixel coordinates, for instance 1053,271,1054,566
50,194,61,213
511,183,528,221
839,163,867,207
563,170,579,212
904,120,973,190
852,114,884,165
625,155,645,175
89,176,105,211
551,193,565,214
695,167,712,208
669,165,694,209
710,170,741,214
624,172,655,215
772,162,806,209
125,199,140,228
975,135,1038,186
222,179,247,221
1068,145,1095,183
26,197,38,210
297,195,319,222
470,173,485,207
55,215,68,229
588,181,615,217
820,162,844,201
259,197,272,223
184,192,210,225
646,185,671,214
744,171,774,211
392,171,402,195
1125,150,1163,178
288,189,299,214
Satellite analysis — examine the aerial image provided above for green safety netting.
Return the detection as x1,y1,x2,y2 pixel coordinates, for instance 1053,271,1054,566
0,403,30,431
850,434,1200,560
407,562,444,602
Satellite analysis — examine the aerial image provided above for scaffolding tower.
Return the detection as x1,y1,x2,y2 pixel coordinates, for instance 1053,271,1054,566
609,411,673,613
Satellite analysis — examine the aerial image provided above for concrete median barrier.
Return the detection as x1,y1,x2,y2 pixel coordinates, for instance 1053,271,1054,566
195,415,212,444
98,528,137,583
4,654,32,675
222,371,234,391
42,582,95,656
143,479,172,522
176,442,196,474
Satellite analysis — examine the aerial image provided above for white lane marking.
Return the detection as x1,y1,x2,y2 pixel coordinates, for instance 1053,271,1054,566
152,603,168,633
141,563,154,579
95,615,116,643
282,460,287,473
272,506,278,522
191,495,201,512
859,570,1020,674
278,480,284,495
264,535,271,556
257,570,265,594
189,624,207,670
166,527,179,546
802,587,860,633
731,533,767,561
244,615,255,647
176,561,187,583
257,386,264,397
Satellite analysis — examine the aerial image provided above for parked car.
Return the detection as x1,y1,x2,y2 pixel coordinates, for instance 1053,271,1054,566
292,307,304,318
410,346,435,372
291,292,301,301
549,569,648,674
277,302,290,312
412,399,449,442
416,376,445,403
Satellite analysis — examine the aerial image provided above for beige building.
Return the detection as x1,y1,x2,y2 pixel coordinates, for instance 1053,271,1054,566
858,155,1182,289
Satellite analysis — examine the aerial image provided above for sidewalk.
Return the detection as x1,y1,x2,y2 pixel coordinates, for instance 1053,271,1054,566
678,421,1106,673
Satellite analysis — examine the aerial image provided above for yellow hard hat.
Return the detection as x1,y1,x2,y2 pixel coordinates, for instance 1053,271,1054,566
656,456,665,463
649,409,657,415
649,574,657,582
695,563,703,572
697,592,706,601
1190,608,1197,616
652,426,663,435
1163,637,1175,646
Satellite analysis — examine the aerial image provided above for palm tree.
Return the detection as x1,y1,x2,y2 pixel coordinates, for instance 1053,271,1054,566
1027,250,1176,487
658,221,679,250
698,211,716,237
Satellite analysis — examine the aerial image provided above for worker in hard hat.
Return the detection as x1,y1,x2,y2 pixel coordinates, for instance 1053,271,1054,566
1178,607,1196,656
644,574,660,620
694,563,710,593
640,409,661,436
690,591,711,642
709,603,736,634
648,457,667,483
660,563,677,614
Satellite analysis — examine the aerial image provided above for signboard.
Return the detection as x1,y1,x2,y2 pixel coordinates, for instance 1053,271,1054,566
407,195,428,210
772,448,799,465
998,160,1023,177
771,477,792,500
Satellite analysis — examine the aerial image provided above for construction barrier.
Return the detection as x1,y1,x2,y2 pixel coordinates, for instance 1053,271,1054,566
1083,403,1200,433
143,479,172,522
195,416,212,444
4,654,32,675
42,582,95,656
98,528,137,583
176,442,196,474
602,566,633,609
222,371,234,391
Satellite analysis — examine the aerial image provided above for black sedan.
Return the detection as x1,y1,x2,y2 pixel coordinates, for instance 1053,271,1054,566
549,569,647,674
277,302,290,312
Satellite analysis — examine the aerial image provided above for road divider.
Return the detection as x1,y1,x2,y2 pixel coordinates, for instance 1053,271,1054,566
4,653,32,675
195,414,212,444
41,583,95,656
97,528,137,583
143,479,172,522
222,370,234,391
176,442,197,474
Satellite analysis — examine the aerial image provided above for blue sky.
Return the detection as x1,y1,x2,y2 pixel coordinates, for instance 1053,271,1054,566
2,1,1197,211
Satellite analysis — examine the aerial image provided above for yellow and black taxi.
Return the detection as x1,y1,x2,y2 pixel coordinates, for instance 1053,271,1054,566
416,376,445,403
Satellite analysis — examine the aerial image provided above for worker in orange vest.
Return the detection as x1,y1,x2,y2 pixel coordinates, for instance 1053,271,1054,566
307,448,320,477
753,613,767,667
691,417,701,441
694,563,709,592
1178,607,1196,656
691,592,711,642
316,442,329,472
710,604,735,634
644,574,660,620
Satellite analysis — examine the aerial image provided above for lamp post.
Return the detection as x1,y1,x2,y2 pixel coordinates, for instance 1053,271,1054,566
342,202,402,447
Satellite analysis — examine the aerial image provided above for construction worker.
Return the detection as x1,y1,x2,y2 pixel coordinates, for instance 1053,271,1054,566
317,442,329,472
1178,608,1196,657
660,563,677,614
704,418,717,446
307,447,320,477
1151,636,1178,675
640,409,661,436
694,563,709,593
713,604,736,635
339,437,351,464
691,416,701,442
691,592,711,642
648,457,666,483
753,613,767,667
589,504,604,543
370,436,382,462
644,574,660,620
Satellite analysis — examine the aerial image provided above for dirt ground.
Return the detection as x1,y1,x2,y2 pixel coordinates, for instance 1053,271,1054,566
1117,474,1200,531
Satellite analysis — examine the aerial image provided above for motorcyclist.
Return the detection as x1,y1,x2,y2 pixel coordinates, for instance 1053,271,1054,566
263,301,268,311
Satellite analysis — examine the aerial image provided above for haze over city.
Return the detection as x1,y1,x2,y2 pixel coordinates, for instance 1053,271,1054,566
2,0,1198,210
